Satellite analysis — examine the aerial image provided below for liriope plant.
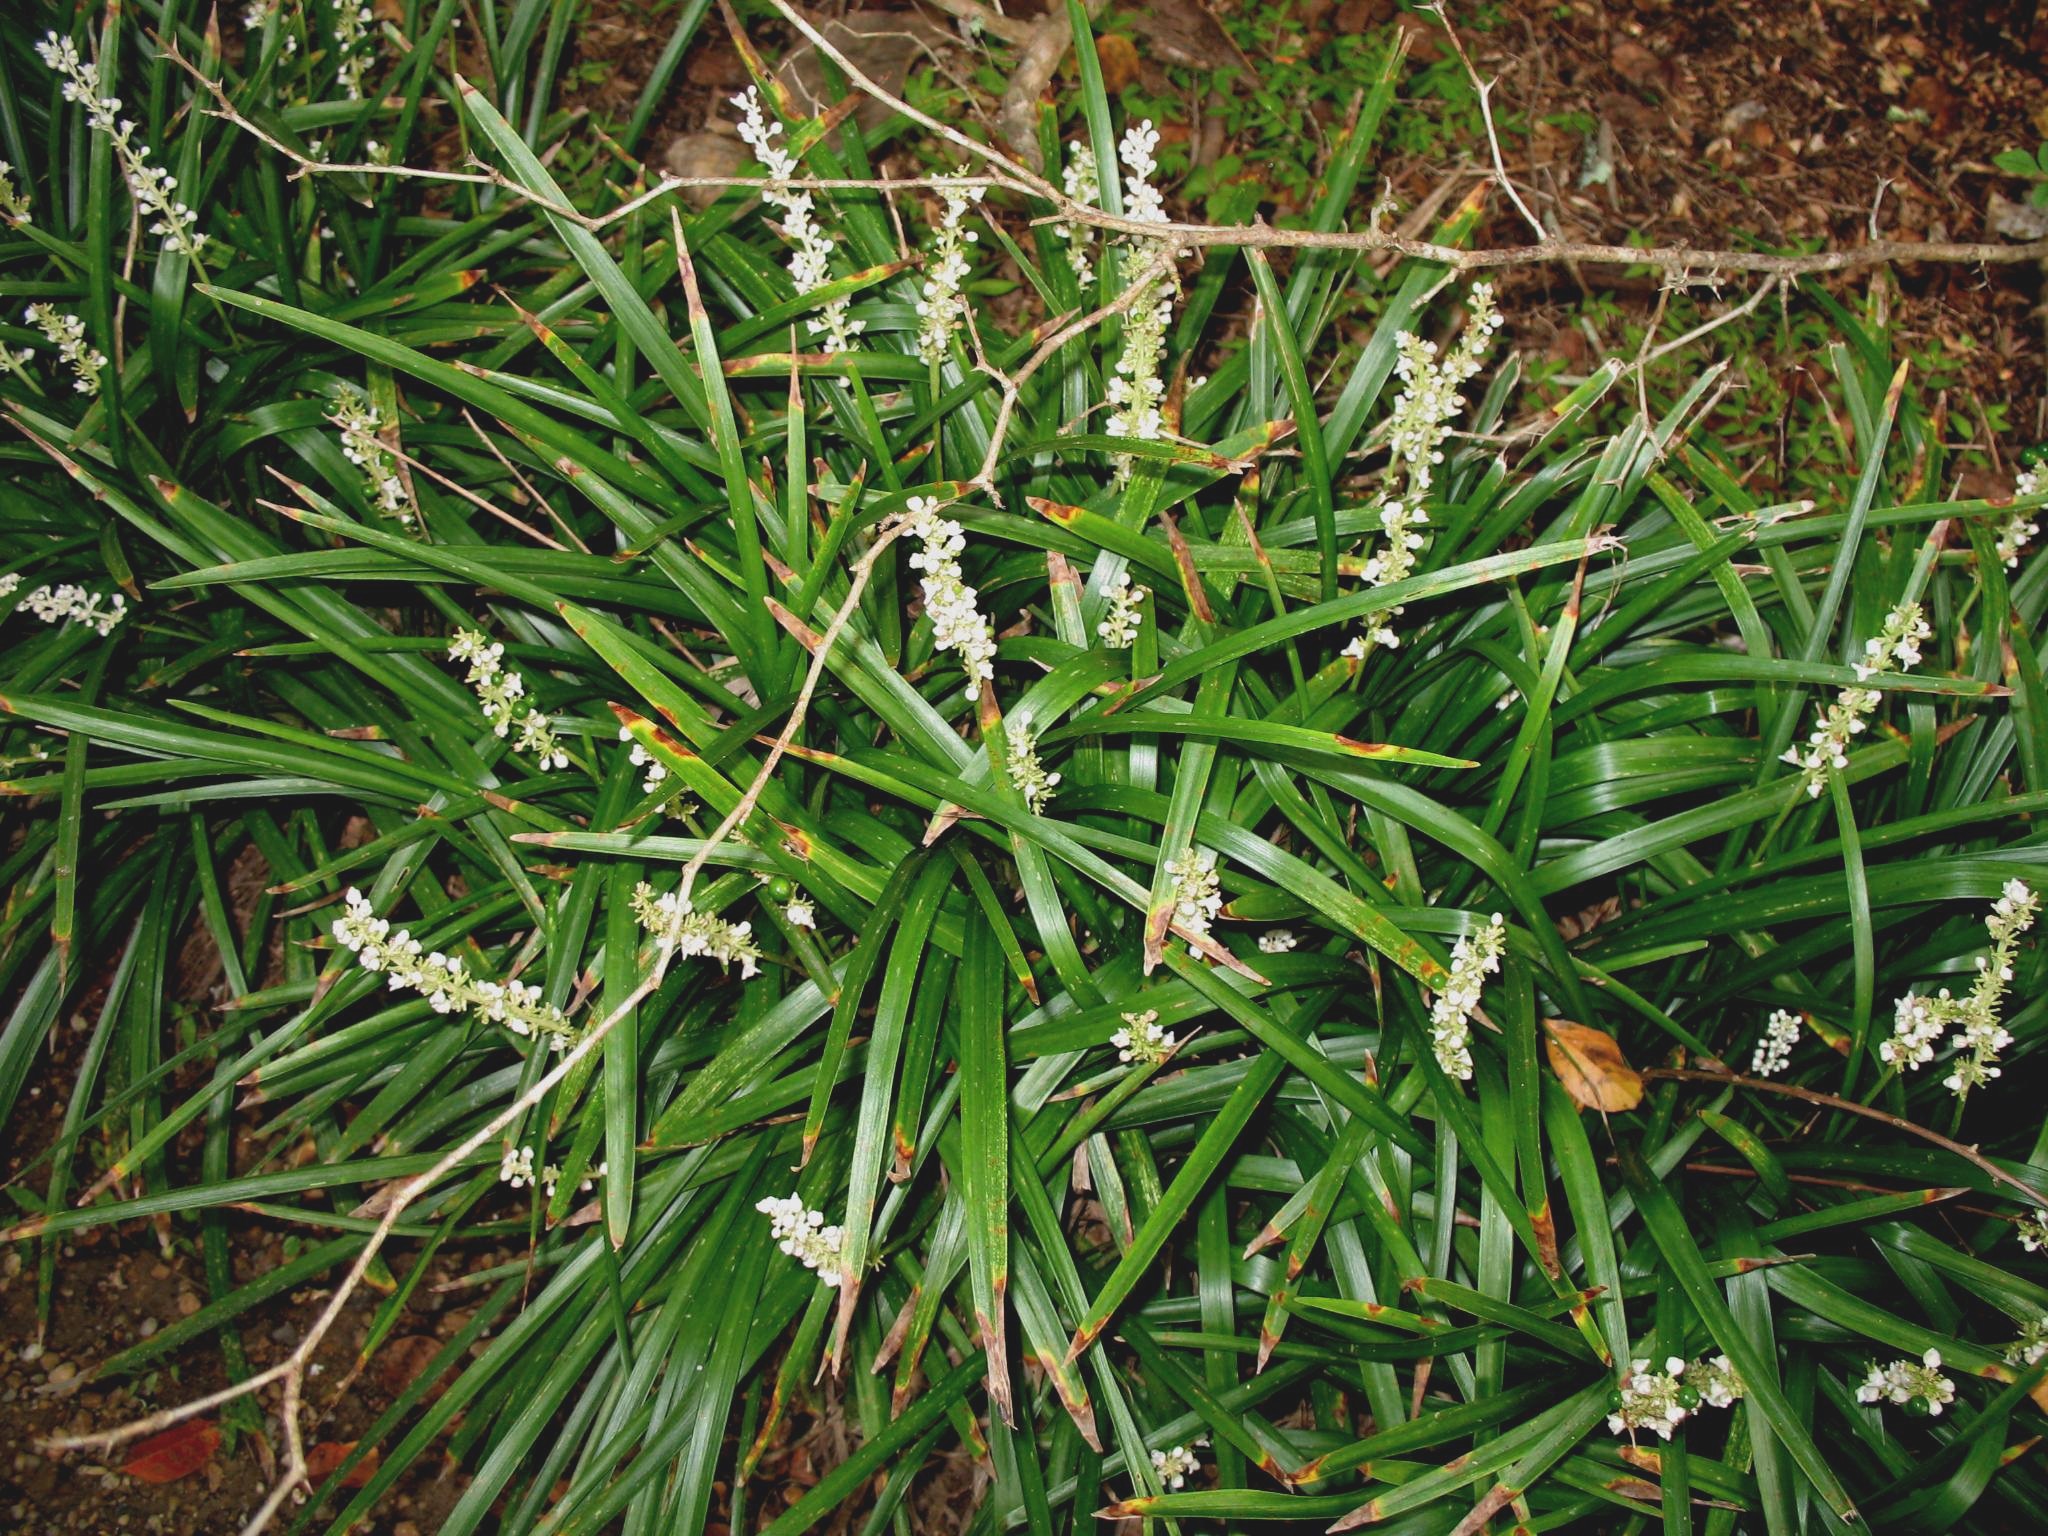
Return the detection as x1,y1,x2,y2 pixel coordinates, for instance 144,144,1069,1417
4,6,2048,1536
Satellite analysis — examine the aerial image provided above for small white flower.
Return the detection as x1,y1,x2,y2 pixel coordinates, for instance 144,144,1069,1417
785,898,816,929
498,1145,536,1189
1786,602,1930,798
1258,928,1297,955
19,581,127,636
1005,710,1060,813
731,88,861,353
1608,1357,1691,1441
1165,847,1223,957
1097,568,1146,650
2021,1214,2048,1253
906,497,997,699
1856,1350,1954,1416
1111,1007,1177,1066
1148,1440,1204,1490
756,1194,844,1282
23,304,105,395
631,880,763,978
1751,1007,1801,1077
1427,913,1506,1081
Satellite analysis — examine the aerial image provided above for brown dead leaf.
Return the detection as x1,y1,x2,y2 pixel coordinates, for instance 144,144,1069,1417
123,1420,220,1484
306,1441,381,1489
1544,1018,1644,1113
374,1334,443,1398
1095,34,1141,93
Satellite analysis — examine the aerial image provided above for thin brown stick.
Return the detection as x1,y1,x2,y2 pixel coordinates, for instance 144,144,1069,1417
1645,1066,2048,1211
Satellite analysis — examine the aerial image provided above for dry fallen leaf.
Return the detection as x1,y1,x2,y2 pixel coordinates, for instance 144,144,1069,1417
1544,1018,1644,1112
123,1420,221,1484
306,1440,381,1488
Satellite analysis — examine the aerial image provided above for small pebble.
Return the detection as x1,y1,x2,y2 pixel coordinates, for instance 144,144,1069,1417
177,1292,200,1317
45,1361,74,1385
18,1342,42,1363
137,1318,158,1338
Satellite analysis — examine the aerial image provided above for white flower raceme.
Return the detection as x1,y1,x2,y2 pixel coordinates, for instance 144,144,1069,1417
0,160,29,222
332,0,381,99
629,880,763,977
1880,880,2036,1094
1097,568,1146,649
36,33,207,262
1857,1349,1955,1416
1105,121,1175,480
2003,470,2042,569
1112,1008,1177,1065
1751,1007,1801,1077
1428,912,1506,1081
2020,1214,2048,1253
731,87,861,353
24,305,105,395
329,385,414,524
1005,710,1060,812
1784,601,1931,798
541,1160,603,1201
1692,1354,1745,1409
1054,141,1100,289
1165,847,1223,957
915,169,982,365
22,582,127,636
449,629,567,769
1149,1441,1204,1490
331,887,574,1046
906,496,997,699
1348,284,1503,653
1258,928,1297,955
756,1194,843,1282
0,573,19,597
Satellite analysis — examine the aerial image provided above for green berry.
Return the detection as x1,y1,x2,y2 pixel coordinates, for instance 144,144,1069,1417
2020,443,2048,469
1676,1385,1702,1410
1605,1388,1624,1411
767,877,794,903
1903,1394,1931,1418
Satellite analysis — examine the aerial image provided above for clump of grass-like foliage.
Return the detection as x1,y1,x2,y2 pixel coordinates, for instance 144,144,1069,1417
4,5,2048,1535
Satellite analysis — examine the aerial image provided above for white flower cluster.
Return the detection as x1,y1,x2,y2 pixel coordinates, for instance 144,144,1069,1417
331,886,574,1046
332,0,381,100
906,496,997,699
756,1194,843,1283
0,160,29,222
37,33,208,263
1004,710,1060,812
1607,1355,1743,1440
1427,913,1506,1080
1105,122,1175,479
329,385,413,524
2004,470,2043,569
1258,928,1297,954
1112,1007,1177,1066
784,897,815,928
24,305,105,395
500,1146,603,1199
629,880,763,977
1149,1440,1204,1490
2007,1318,2048,1368
448,629,567,770
731,87,861,353
1783,601,1931,798
1097,568,1146,649
1751,1007,1801,1078
1349,285,1503,653
1856,1349,1955,1416
915,170,982,366
1054,142,1099,289
1880,880,2036,1095
21,582,128,636
0,573,18,597
241,0,300,57
1165,847,1222,957
625,735,667,794
2021,1214,2048,1253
